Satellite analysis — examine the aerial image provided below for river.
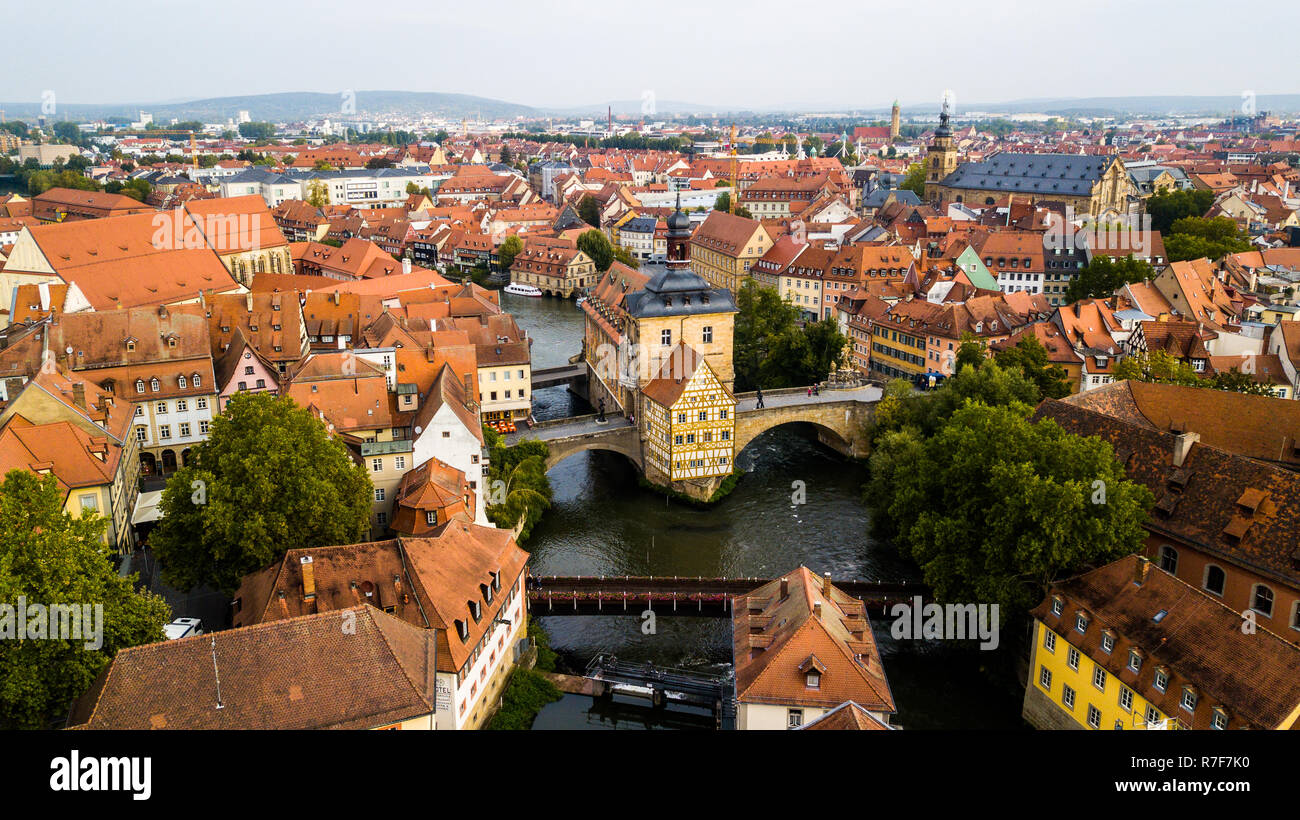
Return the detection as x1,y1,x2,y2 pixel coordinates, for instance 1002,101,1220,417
502,291,1027,730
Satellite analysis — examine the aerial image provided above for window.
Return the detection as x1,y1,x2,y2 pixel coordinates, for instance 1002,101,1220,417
1252,584,1275,618
426,511,437,526
806,672,820,689
1062,684,1076,709
199,420,209,435
196,397,208,410
661,329,671,346
702,326,713,343
1067,647,1079,670
1127,651,1142,673
150,378,159,392
178,375,187,389
79,494,99,512
1039,666,1052,691
1180,688,1198,713
156,402,168,414
1119,687,1134,712
176,400,187,412
1075,613,1088,634
1154,669,1168,692
1101,633,1115,654
787,709,803,728
135,427,147,442
136,380,145,394
1087,705,1101,729
1051,598,1063,616
371,458,383,472
699,411,708,421
377,512,387,526
395,456,405,470
1145,706,1161,726
1202,565,1226,596
1043,629,1056,652
1158,545,1178,574
719,409,727,419
1093,666,1106,691
192,374,200,388
179,423,190,437
374,488,385,502
158,425,171,439
1212,710,1228,730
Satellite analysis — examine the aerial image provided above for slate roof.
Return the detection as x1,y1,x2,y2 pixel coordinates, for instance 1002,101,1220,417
939,153,1117,196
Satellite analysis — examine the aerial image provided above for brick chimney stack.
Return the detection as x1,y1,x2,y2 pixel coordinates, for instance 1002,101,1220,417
1133,555,1151,586
300,555,316,601
822,572,832,597
72,381,86,410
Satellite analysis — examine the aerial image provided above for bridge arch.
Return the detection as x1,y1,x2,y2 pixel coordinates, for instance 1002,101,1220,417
544,438,643,471
732,400,871,461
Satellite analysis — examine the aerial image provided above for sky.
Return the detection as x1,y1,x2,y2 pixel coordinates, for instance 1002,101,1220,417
3,0,1297,112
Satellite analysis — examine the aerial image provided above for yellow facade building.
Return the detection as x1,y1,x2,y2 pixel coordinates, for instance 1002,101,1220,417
689,210,771,293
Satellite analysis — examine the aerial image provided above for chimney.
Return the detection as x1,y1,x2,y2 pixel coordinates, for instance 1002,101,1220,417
779,577,789,599
402,257,412,275
1133,555,1151,586
300,555,316,600
72,382,86,410
822,572,832,597
333,291,341,305
277,590,289,618
1172,431,1200,467
244,292,252,312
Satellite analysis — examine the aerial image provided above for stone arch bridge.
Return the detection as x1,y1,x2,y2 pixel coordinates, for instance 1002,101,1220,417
505,384,881,478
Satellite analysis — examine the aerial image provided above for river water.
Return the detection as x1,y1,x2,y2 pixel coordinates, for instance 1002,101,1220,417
503,292,1026,730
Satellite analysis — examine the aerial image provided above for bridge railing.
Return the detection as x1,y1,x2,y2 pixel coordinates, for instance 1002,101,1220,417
521,412,627,432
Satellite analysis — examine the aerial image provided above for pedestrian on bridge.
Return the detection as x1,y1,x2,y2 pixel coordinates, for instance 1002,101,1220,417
755,387,764,409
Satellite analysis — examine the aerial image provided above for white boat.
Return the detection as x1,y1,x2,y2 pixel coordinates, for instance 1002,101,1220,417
575,297,587,308
503,283,542,297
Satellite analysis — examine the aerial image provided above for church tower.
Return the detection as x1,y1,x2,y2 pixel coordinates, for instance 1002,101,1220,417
890,100,901,142
923,95,958,205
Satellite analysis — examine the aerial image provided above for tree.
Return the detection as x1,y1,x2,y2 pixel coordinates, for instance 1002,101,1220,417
578,195,601,227
365,157,394,170
1064,255,1154,302
866,402,1153,622
1146,188,1214,234
483,426,551,542
499,145,513,165
498,235,524,271
1113,350,1201,386
734,280,847,391
712,190,752,218
612,245,640,269
150,393,372,594
577,228,615,272
1164,216,1252,262
238,121,276,141
0,471,169,728
954,334,985,374
900,162,926,196
993,335,1073,399
306,179,330,208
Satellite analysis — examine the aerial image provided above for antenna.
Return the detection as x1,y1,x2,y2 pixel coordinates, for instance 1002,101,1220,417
210,635,224,710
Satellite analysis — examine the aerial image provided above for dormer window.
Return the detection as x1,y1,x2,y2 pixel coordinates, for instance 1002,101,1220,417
455,619,469,642
1050,596,1063,616
135,379,145,394
481,582,493,605
192,374,201,388
167,337,178,348
491,571,501,592
806,671,820,689
150,378,159,392
468,599,482,623
125,340,136,352
1075,613,1088,633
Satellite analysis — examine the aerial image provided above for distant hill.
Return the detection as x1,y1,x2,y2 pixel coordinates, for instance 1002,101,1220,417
0,90,538,123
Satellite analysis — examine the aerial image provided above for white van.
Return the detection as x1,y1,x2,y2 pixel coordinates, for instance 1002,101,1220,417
164,618,204,640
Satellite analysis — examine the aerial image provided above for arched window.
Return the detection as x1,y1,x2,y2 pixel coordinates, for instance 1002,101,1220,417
192,373,201,388
1203,565,1225,596
150,378,160,392
1158,545,1178,574
178,375,187,389
1252,584,1275,618
135,379,145,394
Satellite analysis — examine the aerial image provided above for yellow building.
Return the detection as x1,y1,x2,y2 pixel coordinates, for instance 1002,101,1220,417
641,343,736,483
1023,555,1300,730
689,210,771,292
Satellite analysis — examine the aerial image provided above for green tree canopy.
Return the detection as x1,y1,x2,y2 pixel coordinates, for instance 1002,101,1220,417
577,229,615,272
1064,255,1154,302
0,471,170,728
150,392,372,594
900,162,927,196
498,234,524,270
734,280,847,391
578,195,601,227
1164,216,1252,262
238,121,277,141
1145,188,1214,233
866,402,1153,622
482,426,552,543
993,334,1073,400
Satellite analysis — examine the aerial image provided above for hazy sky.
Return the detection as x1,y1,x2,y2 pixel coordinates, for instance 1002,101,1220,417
3,0,1296,111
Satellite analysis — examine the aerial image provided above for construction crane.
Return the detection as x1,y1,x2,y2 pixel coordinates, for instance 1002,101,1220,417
728,124,738,214
111,129,199,169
